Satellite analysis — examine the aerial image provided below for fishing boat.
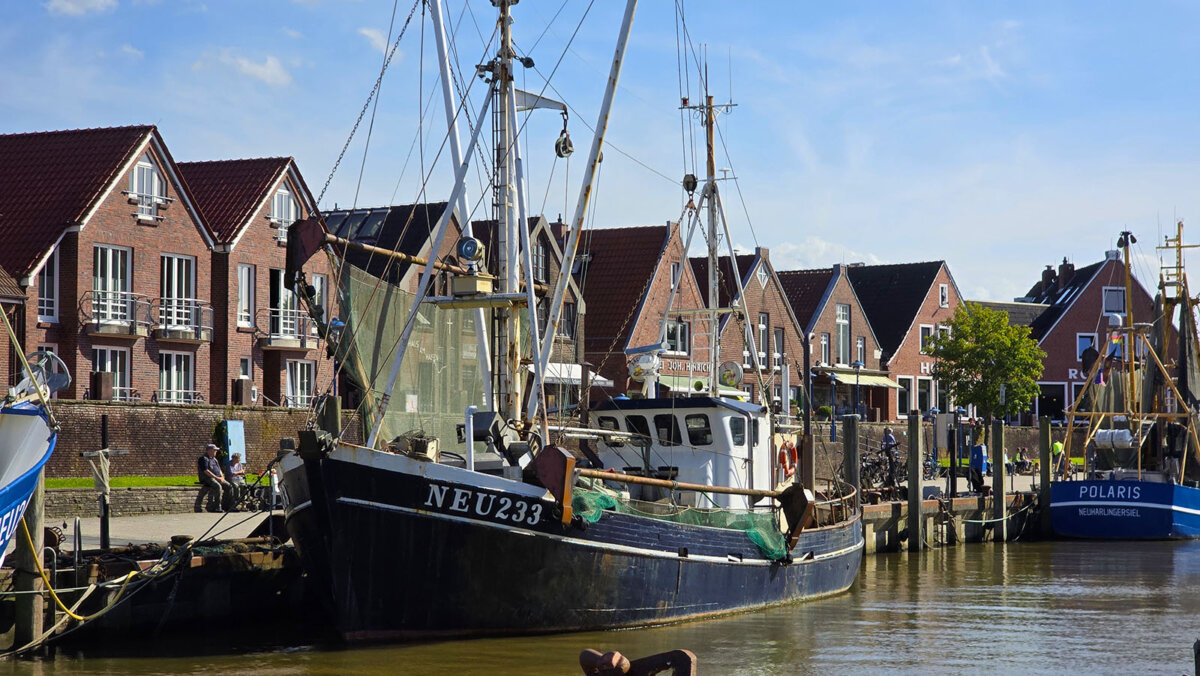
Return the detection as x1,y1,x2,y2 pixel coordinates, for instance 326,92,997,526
278,0,862,641
0,350,68,567
1050,223,1200,539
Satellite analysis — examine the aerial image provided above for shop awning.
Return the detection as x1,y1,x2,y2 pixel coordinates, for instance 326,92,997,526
526,363,614,388
826,371,904,389
657,374,746,398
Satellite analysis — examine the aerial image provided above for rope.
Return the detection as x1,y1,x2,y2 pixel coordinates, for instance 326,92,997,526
958,497,1035,524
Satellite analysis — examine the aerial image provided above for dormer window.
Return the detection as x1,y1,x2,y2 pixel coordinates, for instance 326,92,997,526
129,153,164,221
271,187,298,242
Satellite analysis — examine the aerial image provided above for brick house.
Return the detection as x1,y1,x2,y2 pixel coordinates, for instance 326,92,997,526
847,261,963,420
778,264,899,420
579,223,711,396
177,157,332,407
0,126,218,403
690,247,806,407
0,268,27,382
985,251,1167,421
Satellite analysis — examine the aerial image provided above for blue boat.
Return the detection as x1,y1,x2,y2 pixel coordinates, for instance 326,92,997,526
0,351,68,566
1049,225,1200,540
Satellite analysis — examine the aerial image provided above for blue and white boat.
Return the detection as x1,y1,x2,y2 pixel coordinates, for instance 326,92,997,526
1050,225,1200,540
0,350,68,567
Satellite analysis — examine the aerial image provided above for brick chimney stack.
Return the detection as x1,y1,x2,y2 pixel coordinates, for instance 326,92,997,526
1057,257,1075,290
1040,265,1056,293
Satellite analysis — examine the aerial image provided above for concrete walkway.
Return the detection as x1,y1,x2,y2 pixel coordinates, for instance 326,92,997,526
55,510,276,551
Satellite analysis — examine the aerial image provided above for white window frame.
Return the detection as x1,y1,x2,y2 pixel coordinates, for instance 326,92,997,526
237,264,255,328
1076,332,1097,362
670,262,681,287
757,313,769,364
271,186,298,242
856,336,866,365
533,239,548,283
917,377,933,415
286,359,316,408
310,273,327,333
756,264,768,288
939,283,949,308
92,346,132,401
239,356,253,380
773,326,784,370
897,376,914,418
1102,286,1126,315
820,333,830,365
1037,382,1069,421
130,153,164,221
269,268,299,337
665,319,690,356
919,324,935,353
835,304,850,365
159,253,196,329
37,343,59,399
93,244,132,323
158,350,195,404
37,247,58,322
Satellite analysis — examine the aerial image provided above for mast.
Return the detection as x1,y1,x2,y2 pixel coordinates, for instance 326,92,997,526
705,93,720,395
494,0,522,423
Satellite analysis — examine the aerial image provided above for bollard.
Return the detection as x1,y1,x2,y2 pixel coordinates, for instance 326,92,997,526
842,415,860,512
1039,416,1053,536
907,410,923,551
992,419,1007,542
13,471,45,647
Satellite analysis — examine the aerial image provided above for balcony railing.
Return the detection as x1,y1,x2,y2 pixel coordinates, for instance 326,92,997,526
151,297,214,342
282,394,314,409
83,386,142,402
256,307,313,350
80,290,152,337
153,389,205,405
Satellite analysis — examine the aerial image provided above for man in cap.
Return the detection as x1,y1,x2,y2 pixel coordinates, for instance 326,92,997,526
195,443,230,513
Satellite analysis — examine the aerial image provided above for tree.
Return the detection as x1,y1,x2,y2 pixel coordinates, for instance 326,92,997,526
925,303,1045,439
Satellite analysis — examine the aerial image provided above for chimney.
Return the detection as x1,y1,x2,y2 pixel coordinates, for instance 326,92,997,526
755,246,769,263
1040,265,1056,292
1057,257,1075,290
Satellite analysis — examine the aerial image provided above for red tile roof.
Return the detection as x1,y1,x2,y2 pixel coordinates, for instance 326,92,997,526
0,266,24,301
778,268,836,331
578,225,670,352
0,125,153,277
177,157,292,244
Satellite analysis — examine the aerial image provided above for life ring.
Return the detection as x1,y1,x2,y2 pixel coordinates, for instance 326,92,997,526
777,440,798,478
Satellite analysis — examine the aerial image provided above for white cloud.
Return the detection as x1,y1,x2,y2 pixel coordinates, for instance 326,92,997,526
218,51,292,88
283,27,303,39
44,0,116,16
358,27,387,54
120,43,143,58
769,238,883,272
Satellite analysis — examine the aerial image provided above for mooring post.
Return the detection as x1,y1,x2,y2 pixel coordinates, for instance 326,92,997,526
100,414,110,549
907,409,923,551
991,419,1007,542
1039,416,1052,536
800,433,815,494
13,471,45,647
843,415,860,512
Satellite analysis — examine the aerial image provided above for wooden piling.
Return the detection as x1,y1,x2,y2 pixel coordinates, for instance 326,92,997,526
1039,416,1052,536
13,471,45,647
992,419,1007,542
906,410,923,551
842,415,860,511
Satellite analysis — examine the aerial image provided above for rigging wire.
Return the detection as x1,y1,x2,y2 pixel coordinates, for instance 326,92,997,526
350,0,403,212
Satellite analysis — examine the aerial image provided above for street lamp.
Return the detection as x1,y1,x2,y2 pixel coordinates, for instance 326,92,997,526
851,360,864,417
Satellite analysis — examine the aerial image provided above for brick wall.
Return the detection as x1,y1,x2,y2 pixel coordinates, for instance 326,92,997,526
44,399,362,478
45,486,202,520
885,264,961,421
809,266,888,417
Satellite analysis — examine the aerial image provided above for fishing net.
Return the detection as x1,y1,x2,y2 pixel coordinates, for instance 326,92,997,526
337,263,497,447
572,483,789,561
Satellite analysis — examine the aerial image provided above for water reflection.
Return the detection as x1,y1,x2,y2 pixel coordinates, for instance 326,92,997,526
8,541,1200,675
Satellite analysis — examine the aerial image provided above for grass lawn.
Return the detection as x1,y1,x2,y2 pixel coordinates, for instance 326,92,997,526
46,475,197,489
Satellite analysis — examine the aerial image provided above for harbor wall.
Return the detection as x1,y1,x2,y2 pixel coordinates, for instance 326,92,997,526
44,400,363,478
860,492,1039,552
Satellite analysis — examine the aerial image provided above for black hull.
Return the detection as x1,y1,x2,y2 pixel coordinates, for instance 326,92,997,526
281,450,863,641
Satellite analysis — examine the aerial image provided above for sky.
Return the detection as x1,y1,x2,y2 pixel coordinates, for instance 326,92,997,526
6,0,1200,302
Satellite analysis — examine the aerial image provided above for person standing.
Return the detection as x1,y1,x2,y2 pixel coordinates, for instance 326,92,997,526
196,443,229,513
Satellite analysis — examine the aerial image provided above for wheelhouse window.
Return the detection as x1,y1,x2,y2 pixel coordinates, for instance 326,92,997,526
624,415,651,446
597,416,623,447
684,414,713,446
729,416,746,446
37,247,58,322
653,414,682,446
237,264,255,327
835,304,850,364
271,187,298,242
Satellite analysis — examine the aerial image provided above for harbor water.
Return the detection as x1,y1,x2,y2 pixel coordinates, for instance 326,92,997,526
8,539,1200,675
